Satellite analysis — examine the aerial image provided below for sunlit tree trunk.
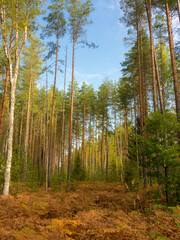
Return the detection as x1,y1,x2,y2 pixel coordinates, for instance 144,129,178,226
165,2,180,120
67,20,76,188
45,63,49,191
19,106,24,147
101,116,105,174
3,78,17,195
48,19,60,186
82,102,86,168
0,65,9,134
160,39,165,110
136,0,143,133
145,0,157,112
114,106,118,177
153,45,164,113
39,116,42,183
105,113,109,178
24,61,33,171
124,109,128,162
133,78,139,172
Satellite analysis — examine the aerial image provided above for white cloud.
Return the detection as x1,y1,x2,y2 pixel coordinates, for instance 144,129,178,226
73,70,104,89
97,0,119,11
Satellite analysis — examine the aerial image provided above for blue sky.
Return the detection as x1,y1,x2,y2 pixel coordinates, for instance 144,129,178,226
43,0,129,91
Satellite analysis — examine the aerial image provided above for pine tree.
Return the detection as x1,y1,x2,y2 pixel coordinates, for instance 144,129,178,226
66,0,94,187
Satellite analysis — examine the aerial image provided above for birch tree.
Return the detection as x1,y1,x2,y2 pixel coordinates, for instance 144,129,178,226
0,0,42,195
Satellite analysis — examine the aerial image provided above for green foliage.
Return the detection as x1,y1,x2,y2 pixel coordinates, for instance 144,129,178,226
26,158,40,191
71,153,86,181
0,153,6,191
11,146,24,182
66,0,94,42
140,110,180,203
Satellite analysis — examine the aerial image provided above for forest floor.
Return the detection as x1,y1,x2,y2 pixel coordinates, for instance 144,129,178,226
0,182,180,240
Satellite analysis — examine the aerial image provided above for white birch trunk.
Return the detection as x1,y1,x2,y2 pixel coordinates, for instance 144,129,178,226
2,75,17,195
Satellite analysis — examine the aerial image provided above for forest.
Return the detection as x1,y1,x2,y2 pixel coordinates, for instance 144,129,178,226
0,0,180,239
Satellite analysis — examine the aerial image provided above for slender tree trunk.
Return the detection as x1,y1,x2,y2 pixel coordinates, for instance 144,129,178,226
2,78,16,195
145,0,158,112
60,46,67,186
67,20,76,188
39,116,42,183
48,20,60,186
165,2,180,120
43,115,46,169
92,123,95,174
160,39,165,110
29,79,34,158
89,113,91,177
45,62,49,191
0,65,9,134
32,126,36,165
82,102,86,168
119,115,123,181
95,118,98,172
24,61,33,171
114,106,118,177
153,45,164,113
105,113,109,178
75,110,79,163
133,78,139,172
124,109,128,162
101,116,105,174
136,0,144,133
19,105,24,147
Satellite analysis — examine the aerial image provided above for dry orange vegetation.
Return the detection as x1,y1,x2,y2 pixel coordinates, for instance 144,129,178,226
0,182,179,240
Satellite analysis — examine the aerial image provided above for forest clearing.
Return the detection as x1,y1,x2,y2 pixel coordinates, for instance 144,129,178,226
0,0,180,239
0,182,180,240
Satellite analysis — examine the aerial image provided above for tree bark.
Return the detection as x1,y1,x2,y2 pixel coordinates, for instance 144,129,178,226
153,45,164,113
160,40,165,110
24,61,33,171
48,19,60,186
145,0,158,112
67,19,76,188
105,113,109,178
45,62,49,191
82,102,86,168
136,2,144,133
124,109,128,162
133,78,139,172
165,2,180,120
0,65,9,134
114,106,118,177
19,105,24,147
60,46,67,186
2,78,16,195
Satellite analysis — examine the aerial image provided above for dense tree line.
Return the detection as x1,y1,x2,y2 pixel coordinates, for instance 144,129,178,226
0,0,179,203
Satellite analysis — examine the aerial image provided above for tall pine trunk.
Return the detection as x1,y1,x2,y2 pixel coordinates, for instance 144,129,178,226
60,46,67,186
24,61,33,171
45,62,49,191
145,0,158,112
165,2,180,120
48,20,60,186
82,102,86,168
67,20,76,188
